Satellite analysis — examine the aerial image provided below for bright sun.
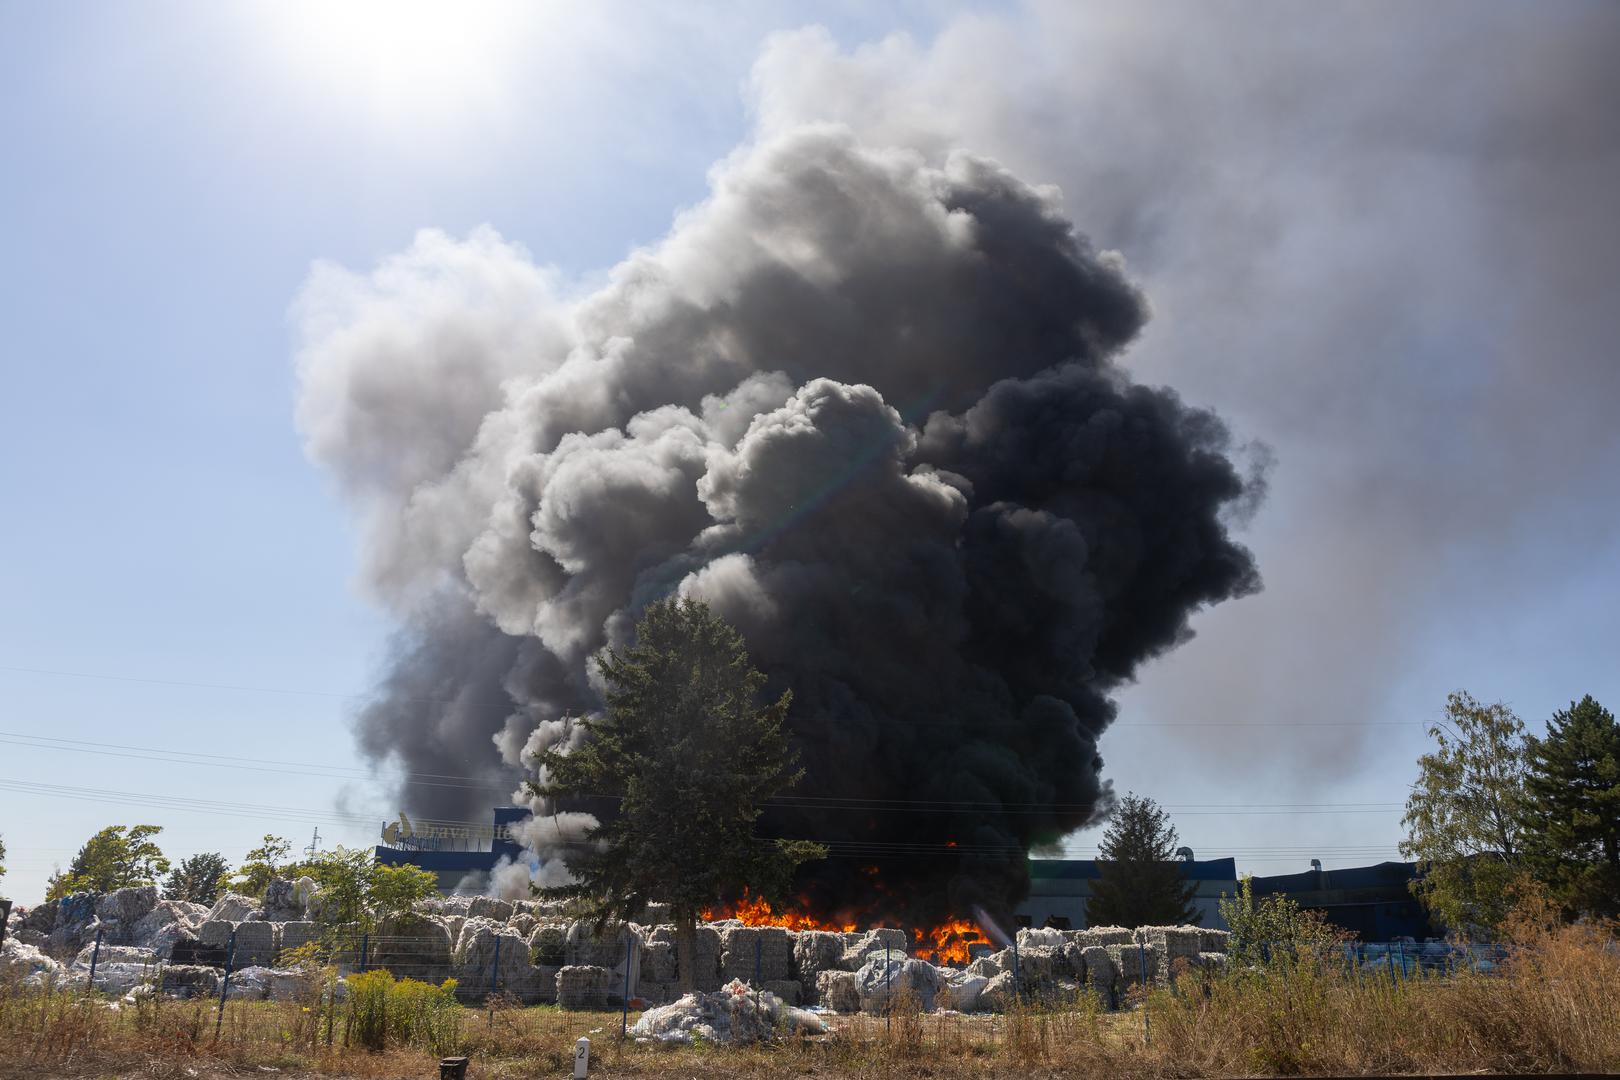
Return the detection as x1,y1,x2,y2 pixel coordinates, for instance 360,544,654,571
257,0,531,124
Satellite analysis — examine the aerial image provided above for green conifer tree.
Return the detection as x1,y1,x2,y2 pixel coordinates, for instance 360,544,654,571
530,597,825,992
1085,793,1199,928
1523,695,1620,919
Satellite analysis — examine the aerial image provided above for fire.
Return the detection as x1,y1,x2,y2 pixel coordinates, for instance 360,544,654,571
702,890,857,933
911,917,989,966
700,891,990,967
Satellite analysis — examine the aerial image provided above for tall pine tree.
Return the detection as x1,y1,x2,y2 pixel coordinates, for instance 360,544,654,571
531,597,825,992
1523,695,1620,919
1086,793,1200,928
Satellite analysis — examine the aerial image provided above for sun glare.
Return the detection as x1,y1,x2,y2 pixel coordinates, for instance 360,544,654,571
259,0,532,125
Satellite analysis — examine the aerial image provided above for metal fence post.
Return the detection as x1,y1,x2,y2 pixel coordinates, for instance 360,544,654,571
215,926,238,1041
1138,941,1150,1045
622,936,632,1039
492,933,502,996
884,939,892,1034
87,927,104,993
1011,936,1021,999
359,932,369,972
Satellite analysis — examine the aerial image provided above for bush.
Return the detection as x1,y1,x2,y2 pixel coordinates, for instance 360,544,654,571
344,970,462,1054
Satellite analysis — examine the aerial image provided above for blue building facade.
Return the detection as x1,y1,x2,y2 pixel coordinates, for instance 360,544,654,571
1249,860,1439,940
374,806,530,892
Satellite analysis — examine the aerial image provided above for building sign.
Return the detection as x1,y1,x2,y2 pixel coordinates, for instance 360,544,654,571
380,813,517,847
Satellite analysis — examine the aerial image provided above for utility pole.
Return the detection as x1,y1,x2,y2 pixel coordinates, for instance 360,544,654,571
305,827,321,860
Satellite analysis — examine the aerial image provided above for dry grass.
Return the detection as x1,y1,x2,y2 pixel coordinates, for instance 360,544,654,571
3,918,1616,1079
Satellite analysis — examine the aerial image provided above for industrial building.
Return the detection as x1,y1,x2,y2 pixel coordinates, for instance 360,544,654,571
374,806,529,892
1250,860,1439,940
376,809,1433,939
1015,856,1239,930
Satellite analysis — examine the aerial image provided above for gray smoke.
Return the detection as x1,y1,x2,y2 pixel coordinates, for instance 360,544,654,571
296,128,1263,921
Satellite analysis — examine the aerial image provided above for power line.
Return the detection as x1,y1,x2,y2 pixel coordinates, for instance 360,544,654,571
0,729,1409,815
0,663,1436,727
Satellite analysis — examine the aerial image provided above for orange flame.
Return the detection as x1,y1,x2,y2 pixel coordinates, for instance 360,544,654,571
702,890,857,933
701,891,989,966
911,917,989,966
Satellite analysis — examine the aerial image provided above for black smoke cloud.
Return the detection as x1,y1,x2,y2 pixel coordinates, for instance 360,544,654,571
296,127,1262,921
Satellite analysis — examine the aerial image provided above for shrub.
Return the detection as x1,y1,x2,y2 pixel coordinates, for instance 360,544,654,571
343,970,462,1054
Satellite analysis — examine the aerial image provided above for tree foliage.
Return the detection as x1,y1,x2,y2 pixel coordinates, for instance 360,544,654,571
304,846,438,934
0,834,7,888
164,852,230,904
1400,691,1529,938
1219,875,1350,966
1085,793,1200,928
233,834,295,898
530,597,825,992
46,825,170,900
1522,695,1620,920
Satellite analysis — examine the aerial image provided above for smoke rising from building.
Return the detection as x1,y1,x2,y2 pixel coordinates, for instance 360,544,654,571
296,128,1263,922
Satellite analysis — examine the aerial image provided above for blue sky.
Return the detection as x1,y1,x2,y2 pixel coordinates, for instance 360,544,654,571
3,1,1617,904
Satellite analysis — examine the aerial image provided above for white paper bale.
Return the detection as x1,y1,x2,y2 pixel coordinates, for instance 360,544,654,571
649,925,722,991
231,921,276,967
72,943,154,968
793,930,844,1003
556,964,610,1009
939,970,990,1012
854,956,942,1014
1016,927,1066,950
1081,946,1114,997
292,876,321,913
467,897,513,922
980,970,1019,1012
1200,929,1231,953
276,921,318,962
96,886,158,926
719,925,793,983
1077,925,1134,947
967,954,1003,978
198,920,235,950
816,969,860,1013
159,964,222,998
372,914,453,979
206,894,260,923
71,962,153,996
642,940,677,983
838,928,908,970
1106,944,1159,990
563,921,641,999
2,938,62,989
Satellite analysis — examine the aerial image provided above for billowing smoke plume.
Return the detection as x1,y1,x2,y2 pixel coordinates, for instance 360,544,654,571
296,127,1263,922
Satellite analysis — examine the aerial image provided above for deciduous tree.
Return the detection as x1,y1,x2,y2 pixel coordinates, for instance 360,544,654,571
46,825,170,900
531,597,826,993
1219,875,1349,965
233,834,294,897
1400,691,1528,937
164,852,230,904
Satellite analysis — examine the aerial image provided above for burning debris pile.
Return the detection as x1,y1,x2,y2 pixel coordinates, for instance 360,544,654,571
298,127,1265,927
6,884,1223,1012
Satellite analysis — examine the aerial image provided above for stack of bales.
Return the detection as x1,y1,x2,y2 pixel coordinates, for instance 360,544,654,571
648,925,722,992
793,931,845,1005
1133,925,1206,986
637,939,679,1003
719,926,794,994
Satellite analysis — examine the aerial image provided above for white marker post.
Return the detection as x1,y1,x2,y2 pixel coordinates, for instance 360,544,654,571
573,1036,590,1079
